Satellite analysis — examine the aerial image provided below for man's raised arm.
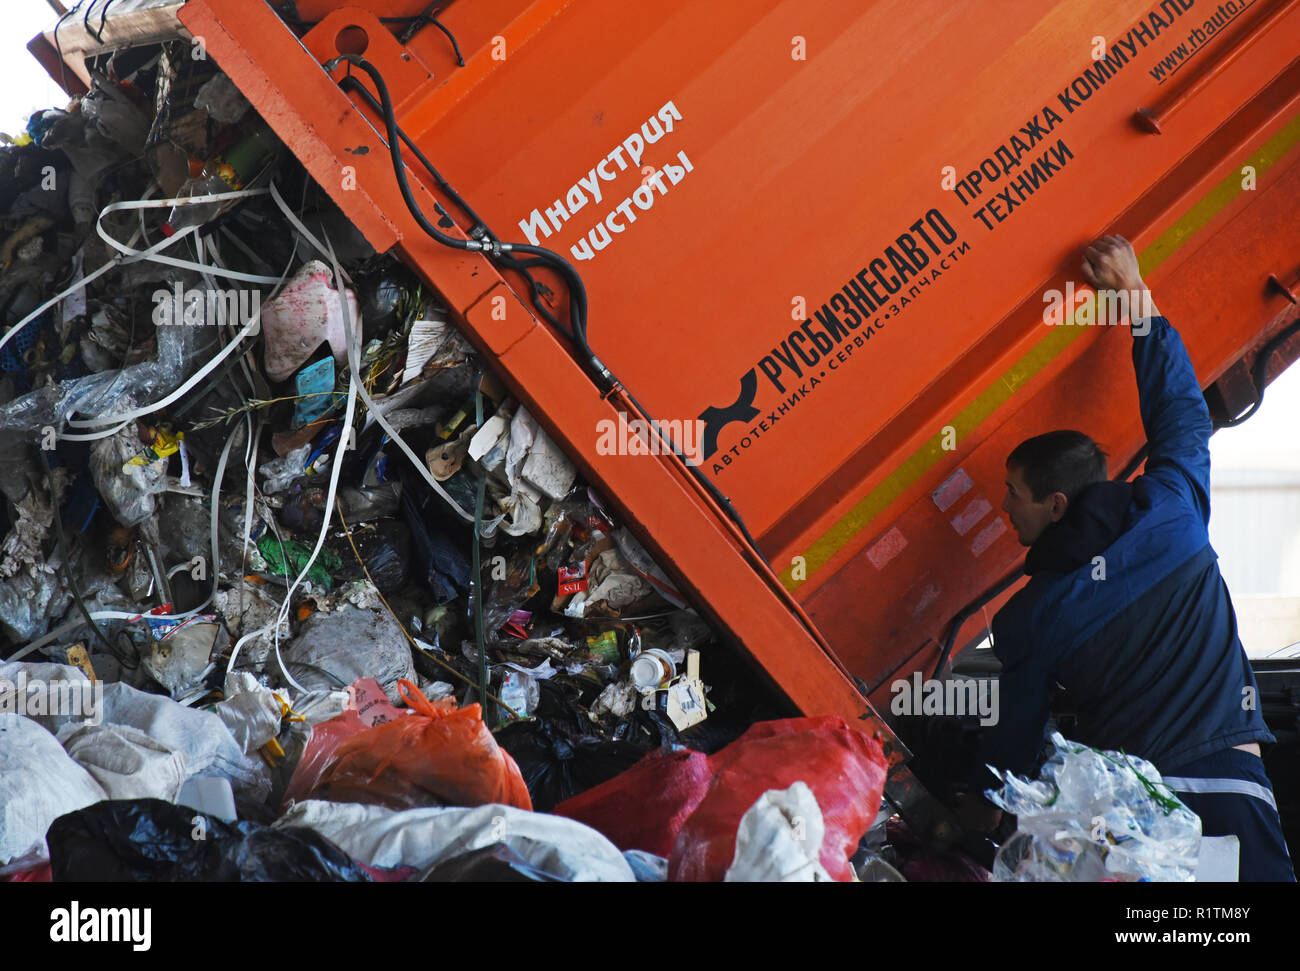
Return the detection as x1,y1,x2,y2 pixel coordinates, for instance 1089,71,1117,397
1081,235,1212,521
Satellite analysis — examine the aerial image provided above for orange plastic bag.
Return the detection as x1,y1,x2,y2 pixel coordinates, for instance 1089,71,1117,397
305,680,531,812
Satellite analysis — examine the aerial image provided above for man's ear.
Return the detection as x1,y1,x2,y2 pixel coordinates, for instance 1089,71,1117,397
1048,491,1069,521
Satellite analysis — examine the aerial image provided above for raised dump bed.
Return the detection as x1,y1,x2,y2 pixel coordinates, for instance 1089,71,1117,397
36,0,1300,824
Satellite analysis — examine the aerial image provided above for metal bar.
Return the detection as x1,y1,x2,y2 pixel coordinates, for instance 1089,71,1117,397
1136,0,1300,133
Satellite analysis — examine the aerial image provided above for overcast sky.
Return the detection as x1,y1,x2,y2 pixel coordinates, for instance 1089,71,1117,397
2,1,66,139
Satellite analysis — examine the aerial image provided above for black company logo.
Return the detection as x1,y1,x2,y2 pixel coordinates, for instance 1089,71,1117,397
697,368,761,460
696,209,968,473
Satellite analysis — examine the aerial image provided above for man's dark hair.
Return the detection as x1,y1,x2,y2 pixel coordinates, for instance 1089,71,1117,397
1007,430,1108,502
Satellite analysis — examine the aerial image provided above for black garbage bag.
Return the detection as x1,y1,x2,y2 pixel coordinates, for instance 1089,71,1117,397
331,517,410,594
417,843,565,882
47,799,374,882
401,484,470,603
495,720,645,813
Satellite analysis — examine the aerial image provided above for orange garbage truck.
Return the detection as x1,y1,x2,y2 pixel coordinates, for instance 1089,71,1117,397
30,0,1300,842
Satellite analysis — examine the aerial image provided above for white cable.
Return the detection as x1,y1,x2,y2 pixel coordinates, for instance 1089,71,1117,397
93,189,282,285
268,182,476,524
66,200,277,431
6,617,86,662
13,186,298,646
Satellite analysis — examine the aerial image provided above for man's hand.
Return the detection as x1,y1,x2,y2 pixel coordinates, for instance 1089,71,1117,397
1081,234,1145,294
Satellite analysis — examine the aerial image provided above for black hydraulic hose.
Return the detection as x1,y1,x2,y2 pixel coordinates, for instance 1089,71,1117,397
327,55,617,393
326,54,782,591
1214,318,1300,428
338,75,495,241
325,55,478,253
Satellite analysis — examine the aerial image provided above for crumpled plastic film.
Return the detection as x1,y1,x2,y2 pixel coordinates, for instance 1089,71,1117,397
0,313,202,503
985,732,1201,882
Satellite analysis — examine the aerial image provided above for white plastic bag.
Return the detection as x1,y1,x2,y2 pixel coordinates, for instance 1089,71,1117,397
0,714,105,864
94,682,271,802
725,782,833,882
275,800,635,882
58,722,188,801
215,672,286,754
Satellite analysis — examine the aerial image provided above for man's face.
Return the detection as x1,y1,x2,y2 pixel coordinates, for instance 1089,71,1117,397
1003,464,1064,546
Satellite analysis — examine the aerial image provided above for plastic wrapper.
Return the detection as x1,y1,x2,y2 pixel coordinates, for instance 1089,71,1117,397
304,680,531,813
985,732,1201,882
47,799,373,882
483,549,541,636
0,559,73,643
0,486,56,578
89,417,169,527
499,670,538,718
724,782,833,882
141,617,221,696
623,850,669,882
213,672,285,755
256,533,341,590
258,445,310,494
0,315,203,504
157,493,237,577
494,720,645,813
281,606,415,703
194,72,250,124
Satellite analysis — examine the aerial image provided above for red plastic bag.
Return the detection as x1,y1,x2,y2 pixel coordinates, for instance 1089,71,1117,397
668,716,888,882
301,680,531,812
552,747,715,859
281,678,406,809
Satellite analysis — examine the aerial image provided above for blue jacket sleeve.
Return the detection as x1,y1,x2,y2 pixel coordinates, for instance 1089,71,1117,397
971,607,1053,797
1132,316,1213,522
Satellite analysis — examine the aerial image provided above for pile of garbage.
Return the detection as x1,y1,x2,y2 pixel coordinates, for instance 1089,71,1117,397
0,37,899,881
985,733,1202,882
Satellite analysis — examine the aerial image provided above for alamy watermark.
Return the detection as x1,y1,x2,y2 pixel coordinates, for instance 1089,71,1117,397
595,412,705,465
1042,283,1155,336
152,283,261,330
0,673,103,724
890,672,999,726
50,902,150,951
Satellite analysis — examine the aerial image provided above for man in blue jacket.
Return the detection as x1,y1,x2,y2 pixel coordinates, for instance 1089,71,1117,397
968,235,1294,881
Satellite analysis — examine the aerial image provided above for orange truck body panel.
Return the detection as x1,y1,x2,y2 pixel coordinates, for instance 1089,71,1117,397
156,0,1300,740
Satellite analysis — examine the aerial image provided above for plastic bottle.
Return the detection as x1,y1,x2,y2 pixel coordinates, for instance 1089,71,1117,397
162,122,280,236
